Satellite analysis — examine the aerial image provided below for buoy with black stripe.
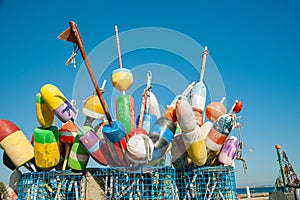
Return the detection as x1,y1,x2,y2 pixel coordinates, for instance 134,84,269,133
34,126,60,170
148,117,176,162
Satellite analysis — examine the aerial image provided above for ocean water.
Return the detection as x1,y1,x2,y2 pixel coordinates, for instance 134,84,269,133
237,186,275,194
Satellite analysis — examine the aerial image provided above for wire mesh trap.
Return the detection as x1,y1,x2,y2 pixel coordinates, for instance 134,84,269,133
176,166,237,200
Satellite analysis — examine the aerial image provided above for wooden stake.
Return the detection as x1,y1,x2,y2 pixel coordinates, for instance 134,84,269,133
58,21,113,126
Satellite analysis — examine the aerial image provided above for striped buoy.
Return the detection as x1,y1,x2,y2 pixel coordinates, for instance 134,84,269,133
68,134,89,171
148,117,176,163
79,128,110,166
190,82,206,113
34,126,60,170
82,94,105,119
148,117,176,150
205,114,234,151
58,120,78,144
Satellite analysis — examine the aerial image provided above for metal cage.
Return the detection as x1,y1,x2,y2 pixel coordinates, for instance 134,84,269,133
17,167,176,200
18,170,85,200
176,166,237,200
85,166,176,199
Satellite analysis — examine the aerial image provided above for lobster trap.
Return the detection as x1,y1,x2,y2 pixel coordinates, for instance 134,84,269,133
176,166,237,200
17,166,176,200
85,166,176,199
17,170,86,200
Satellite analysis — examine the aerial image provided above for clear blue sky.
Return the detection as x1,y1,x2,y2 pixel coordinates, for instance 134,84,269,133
0,0,300,188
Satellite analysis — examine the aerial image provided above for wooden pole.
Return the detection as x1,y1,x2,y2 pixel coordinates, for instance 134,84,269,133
68,21,113,126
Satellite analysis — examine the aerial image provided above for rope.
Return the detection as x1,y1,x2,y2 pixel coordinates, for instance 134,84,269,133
66,43,79,68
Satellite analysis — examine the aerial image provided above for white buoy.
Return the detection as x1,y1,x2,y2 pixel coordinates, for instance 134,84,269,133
246,186,251,198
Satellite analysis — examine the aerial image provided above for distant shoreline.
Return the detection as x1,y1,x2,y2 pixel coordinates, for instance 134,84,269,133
236,186,275,194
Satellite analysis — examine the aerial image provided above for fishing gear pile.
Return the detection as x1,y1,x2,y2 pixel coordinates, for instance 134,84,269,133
0,21,248,199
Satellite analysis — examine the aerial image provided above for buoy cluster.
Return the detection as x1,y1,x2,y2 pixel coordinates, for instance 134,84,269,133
0,22,246,198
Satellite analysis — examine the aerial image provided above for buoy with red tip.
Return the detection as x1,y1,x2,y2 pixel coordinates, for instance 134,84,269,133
0,120,34,169
102,121,128,166
79,123,112,166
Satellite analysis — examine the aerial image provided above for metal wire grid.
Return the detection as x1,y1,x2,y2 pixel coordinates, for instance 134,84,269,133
86,167,177,199
18,170,85,200
17,166,237,200
176,166,237,200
